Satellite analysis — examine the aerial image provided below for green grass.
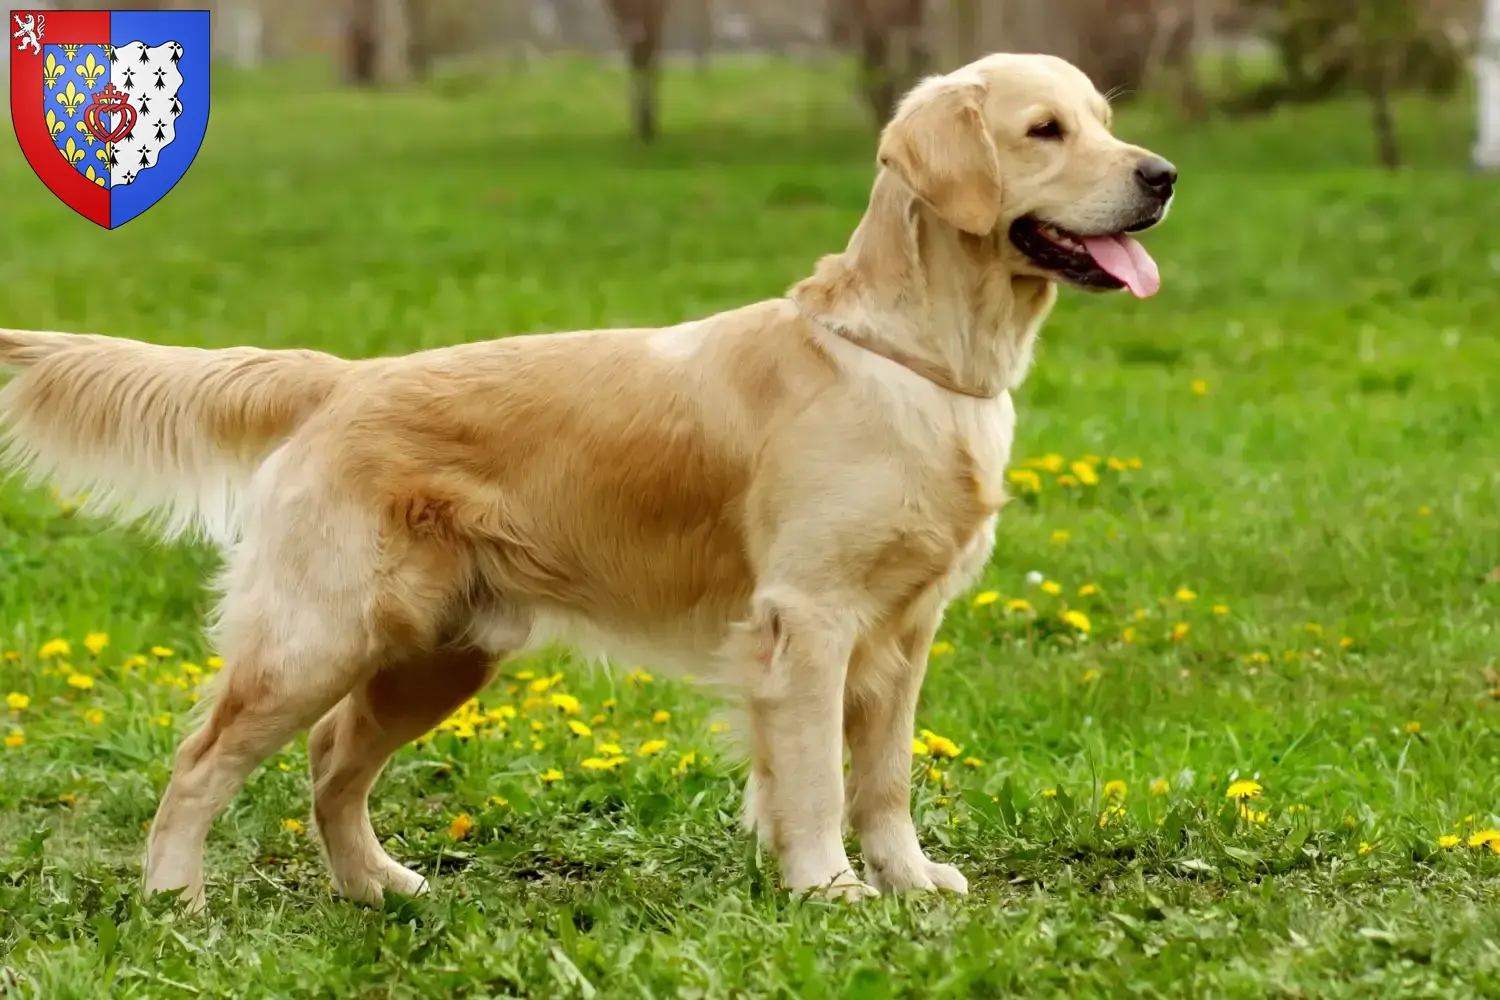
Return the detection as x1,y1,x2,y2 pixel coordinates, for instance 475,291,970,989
3,56,1500,998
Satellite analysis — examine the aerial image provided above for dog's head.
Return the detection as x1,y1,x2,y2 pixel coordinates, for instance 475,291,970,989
876,53,1174,299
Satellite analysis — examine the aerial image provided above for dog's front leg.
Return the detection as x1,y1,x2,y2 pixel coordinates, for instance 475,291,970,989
736,588,875,900
844,613,968,894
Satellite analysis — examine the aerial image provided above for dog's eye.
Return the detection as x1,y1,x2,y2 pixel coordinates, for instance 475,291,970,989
1027,120,1063,140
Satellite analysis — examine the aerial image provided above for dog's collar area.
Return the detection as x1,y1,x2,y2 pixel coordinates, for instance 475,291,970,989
791,301,1001,401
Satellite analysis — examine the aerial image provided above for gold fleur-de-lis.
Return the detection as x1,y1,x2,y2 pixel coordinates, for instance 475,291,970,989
61,44,82,63
94,144,112,167
74,119,97,146
76,53,106,90
85,166,106,188
59,138,85,166
46,110,65,141
43,54,65,91
56,82,86,119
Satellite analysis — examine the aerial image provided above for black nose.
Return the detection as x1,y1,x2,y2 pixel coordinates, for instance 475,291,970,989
1134,156,1177,197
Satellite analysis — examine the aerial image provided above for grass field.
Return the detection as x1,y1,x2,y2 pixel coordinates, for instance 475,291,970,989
2,56,1500,998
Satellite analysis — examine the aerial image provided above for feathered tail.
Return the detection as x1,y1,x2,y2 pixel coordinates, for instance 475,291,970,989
0,328,353,542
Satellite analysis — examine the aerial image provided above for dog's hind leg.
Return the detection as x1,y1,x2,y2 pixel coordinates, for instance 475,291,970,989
141,461,465,910
307,643,506,905
142,628,376,911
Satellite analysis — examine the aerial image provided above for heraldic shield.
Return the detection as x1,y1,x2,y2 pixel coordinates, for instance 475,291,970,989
10,9,210,229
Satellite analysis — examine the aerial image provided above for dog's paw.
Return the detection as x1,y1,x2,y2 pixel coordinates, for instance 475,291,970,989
866,856,968,895
331,857,429,906
803,869,880,902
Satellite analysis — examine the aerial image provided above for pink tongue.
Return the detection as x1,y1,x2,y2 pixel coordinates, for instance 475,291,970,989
1079,234,1160,299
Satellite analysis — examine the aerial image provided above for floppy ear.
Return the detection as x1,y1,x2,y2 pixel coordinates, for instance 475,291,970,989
877,81,1002,236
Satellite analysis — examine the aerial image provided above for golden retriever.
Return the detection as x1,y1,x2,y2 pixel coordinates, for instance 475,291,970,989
0,53,1173,908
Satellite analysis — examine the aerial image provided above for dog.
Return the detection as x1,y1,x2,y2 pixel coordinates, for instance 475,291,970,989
0,53,1173,909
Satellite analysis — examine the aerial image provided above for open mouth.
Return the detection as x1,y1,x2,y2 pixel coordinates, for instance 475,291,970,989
1008,216,1162,299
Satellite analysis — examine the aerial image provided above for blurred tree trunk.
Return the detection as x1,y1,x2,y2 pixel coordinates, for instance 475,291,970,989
690,0,713,74
407,0,432,81
606,0,668,142
949,0,980,66
1479,0,1500,170
851,0,929,126
341,0,412,86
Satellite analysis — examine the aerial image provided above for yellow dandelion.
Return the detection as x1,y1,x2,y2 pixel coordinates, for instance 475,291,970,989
1060,610,1091,634
1006,598,1034,614
1404,721,1421,735
1438,835,1461,849
528,674,561,694
1225,779,1262,800
4,729,23,749
1080,668,1100,682
596,742,623,755
1098,806,1127,827
538,768,563,783
66,673,94,690
82,708,104,725
1239,806,1268,824
513,670,535,681
923,734,961,758
1007,468,1042,493
626,669,654,685
39,639,70,659
1357,842,1372,855
926,766,944,783
567,720,593,738
1070,461,1099,486
1106,457,1128,471
672,751,697,776
1174,587,1197,602
1041,788,1058,798
449,813,475,840
973,590,1000,607
1056,474,1079,488
708,721,730,735
1244,651,1270,665
207,656,224,670
1212,604,1229,616
154,713,173,727
1102,780,1127,800
912,737,930,755
122,654,147,671
6,692,30,712
529,720,544,733
588,713,607,726
652,710,670,723
963,757,983,768
1078,583,1098,597
1040,580,1062,596
1339,637,1355,649
581,756,627,771
548,692,580,715
83,632,109,656
1122,627,1137,644
281,818,304,834
928,641,955,657
1191,379,1208,396
1170,623,1190,642
1466,829,1500,849
1051,529,1071,545
1150,777,1169,795
150,646,174,658
1303,623,1323,637
639,739,668,757
1027,453,1066,473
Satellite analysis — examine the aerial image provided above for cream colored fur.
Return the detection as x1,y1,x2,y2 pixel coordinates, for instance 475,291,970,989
0,53,1171,908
